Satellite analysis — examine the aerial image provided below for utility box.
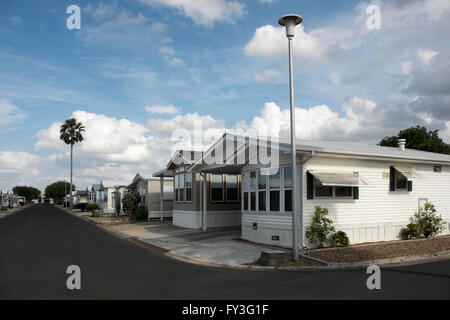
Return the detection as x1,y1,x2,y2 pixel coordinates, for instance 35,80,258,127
257,249,288,266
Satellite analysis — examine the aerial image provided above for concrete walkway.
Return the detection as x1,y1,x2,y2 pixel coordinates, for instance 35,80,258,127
108,222,267,266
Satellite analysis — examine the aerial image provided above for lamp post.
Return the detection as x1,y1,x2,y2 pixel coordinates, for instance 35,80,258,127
278,14,302,261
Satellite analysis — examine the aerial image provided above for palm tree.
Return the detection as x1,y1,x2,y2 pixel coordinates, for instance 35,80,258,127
60,118,85,210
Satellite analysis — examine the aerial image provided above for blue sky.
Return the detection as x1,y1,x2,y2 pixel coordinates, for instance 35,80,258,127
1,0,450,191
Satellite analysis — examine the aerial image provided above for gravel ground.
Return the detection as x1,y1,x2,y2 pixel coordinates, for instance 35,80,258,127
305,235,450,263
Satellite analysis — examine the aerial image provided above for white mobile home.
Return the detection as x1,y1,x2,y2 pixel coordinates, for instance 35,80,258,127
190,133,450,248
127,174,174,220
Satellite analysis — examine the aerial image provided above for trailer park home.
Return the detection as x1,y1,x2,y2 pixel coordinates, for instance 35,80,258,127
127,173,174,220
153,150,241,229
190,133,450,248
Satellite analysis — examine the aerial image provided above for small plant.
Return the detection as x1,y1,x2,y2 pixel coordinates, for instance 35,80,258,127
306,206,336,248
414,202,445,238
331,231,350,247
86,203,101,217
135,205,148,221
401,222,420,240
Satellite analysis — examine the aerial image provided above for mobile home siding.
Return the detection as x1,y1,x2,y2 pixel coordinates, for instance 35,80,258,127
303,156,450,245
241,153,450,247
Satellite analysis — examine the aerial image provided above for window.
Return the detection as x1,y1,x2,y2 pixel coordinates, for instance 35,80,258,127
284,166,292,212
243,172,248,210
179,173,185,201
434,166,442,173
269,168,280,211
335,187,352,197
315,178,333,197
395,171,407,190
250,171,257,211
185,173,192,202
226,175,239,202
174,175,179,201
258,169,267,211
210,174,224,202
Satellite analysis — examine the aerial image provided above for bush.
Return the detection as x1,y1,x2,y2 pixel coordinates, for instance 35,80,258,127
414,202,446,238
401,222,420,240
122,191,141,216
91,210,102,218
74,203,87,212
331,231,350,247
306,206,336,248
86,203,100,212
135,205,148,221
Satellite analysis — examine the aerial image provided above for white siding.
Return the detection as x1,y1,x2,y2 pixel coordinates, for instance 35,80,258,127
303,157,450,245
241,154,450,247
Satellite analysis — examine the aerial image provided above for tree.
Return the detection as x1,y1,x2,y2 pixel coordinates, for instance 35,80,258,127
60,118,85,210
122,191,141,216
44,181,76,203
12,186,41,202
379,126,450,154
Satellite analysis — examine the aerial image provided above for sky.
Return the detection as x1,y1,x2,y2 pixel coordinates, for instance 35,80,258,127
1,0,450,192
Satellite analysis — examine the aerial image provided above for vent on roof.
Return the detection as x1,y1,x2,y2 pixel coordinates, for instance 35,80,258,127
398,139,406,151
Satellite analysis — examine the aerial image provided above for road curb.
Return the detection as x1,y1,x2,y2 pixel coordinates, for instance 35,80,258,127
65,207,450,271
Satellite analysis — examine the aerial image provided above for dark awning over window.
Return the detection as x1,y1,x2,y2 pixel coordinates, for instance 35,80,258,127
309,171,368,187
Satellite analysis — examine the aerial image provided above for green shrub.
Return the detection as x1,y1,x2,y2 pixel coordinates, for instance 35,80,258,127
122,191,140,216
86,203,100,211
74,203,87,212
401,222,420,240
414,202,446,238
331,231,350,247
135,205,148,221
306,206,336,248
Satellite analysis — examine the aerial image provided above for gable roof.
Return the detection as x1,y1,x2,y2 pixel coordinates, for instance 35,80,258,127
190,132,450,172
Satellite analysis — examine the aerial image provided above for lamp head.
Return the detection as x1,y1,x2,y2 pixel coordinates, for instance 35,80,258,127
278,14,302,38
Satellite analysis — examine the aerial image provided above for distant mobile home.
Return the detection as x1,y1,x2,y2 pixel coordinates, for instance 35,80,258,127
127,174,173,220
190,133,450,248
153,150,241,229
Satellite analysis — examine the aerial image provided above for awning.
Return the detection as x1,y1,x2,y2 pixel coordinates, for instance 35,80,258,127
309,171,368,187
393,166,421,180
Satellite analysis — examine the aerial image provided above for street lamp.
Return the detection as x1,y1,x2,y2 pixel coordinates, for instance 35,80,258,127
278,14,302,261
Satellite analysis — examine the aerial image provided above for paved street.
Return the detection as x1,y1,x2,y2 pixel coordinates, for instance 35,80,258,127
0,204,449,299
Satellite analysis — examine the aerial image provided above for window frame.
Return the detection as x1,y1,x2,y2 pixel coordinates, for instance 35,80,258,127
313,178,353,199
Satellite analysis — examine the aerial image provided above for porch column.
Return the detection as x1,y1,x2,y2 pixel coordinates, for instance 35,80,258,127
160,176,164,221
202,173,207,231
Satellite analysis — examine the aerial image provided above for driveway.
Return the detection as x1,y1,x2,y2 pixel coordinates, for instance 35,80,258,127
109,222,264,265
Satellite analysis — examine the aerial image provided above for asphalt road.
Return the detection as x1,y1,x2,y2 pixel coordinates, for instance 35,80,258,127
0,204,449,300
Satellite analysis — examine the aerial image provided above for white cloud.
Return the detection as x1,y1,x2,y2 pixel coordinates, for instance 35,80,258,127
0,99,28,126
253,68,280,82
145,104,180,114
418,48,438,65
244,25,325,63
139,0,246,26
159,46,184,67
